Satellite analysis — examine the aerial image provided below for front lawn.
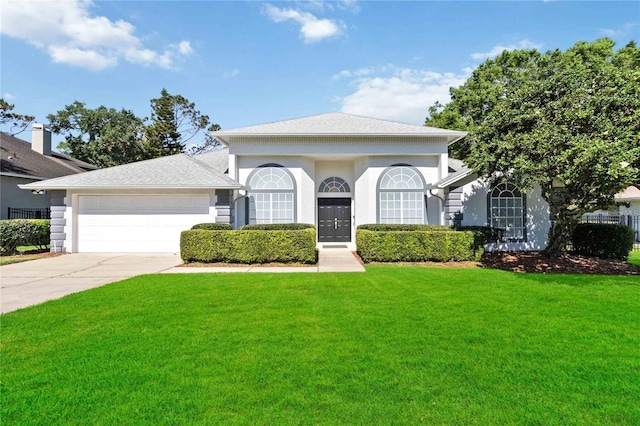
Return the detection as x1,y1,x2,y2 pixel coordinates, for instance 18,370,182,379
2,267,639,424
629,251,640,266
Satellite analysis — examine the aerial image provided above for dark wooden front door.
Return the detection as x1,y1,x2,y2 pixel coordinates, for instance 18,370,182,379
318,198,351,242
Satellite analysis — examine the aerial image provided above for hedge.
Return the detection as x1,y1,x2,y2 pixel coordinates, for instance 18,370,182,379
0,219,50,254
191,223,233,230
181,228,317,264
356,229,484,263
357,224,503,243
572,223,634,260
357,224,451,232
240,223,315,231
452,226,505,244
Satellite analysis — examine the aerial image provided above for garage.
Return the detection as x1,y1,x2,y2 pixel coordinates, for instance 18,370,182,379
77,194,211,253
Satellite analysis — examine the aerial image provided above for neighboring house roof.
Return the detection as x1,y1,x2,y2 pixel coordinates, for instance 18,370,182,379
214,112,467,143
1,132,96,180
615,186,640,202
19,149,242,190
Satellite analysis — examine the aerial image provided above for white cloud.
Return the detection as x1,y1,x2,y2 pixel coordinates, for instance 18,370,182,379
338,0,360,13
48,45,117,70
172,41,193,56
223,69,240,78
301,0,359,13
598,22,638,37
3,93,17,101
263,4,345,43
0,0,193,70
470,40,541,61
331,65,391,80
335,67,470,124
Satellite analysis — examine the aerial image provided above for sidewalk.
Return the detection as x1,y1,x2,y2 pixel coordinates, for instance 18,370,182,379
161,248,365,273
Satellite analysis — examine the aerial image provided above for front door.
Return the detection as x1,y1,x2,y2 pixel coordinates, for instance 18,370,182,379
318,198,351,242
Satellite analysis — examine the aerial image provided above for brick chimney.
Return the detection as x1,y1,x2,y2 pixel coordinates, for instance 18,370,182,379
32,123,52,156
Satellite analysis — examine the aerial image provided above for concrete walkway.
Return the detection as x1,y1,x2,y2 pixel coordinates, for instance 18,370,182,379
161,248,365,274
1,253,181,314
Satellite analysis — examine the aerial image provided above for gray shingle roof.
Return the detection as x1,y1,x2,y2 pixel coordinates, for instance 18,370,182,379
20,152,242,190
214,112,467,138
429,158,475,189
190,148,229,174
615,185,640,202
1,132,96,179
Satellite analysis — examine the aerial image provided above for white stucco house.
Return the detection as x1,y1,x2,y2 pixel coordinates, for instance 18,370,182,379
20,113,551,253
615,186,640,216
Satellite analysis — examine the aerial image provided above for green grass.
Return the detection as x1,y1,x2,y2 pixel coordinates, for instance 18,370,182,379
2,267,639,425
629,251,640,266
0,246,51,265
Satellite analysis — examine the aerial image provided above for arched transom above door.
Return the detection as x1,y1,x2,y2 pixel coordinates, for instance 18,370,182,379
318,176,350,193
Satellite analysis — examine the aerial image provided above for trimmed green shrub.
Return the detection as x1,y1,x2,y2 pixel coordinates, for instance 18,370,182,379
356,229,484,263
357,224,503,243
357,224,451,232
29,219,50,248
0,219,50,254
452,226,505,244
181,228,317,264
572,223,634,260
240,223,315,231
191,223,232,230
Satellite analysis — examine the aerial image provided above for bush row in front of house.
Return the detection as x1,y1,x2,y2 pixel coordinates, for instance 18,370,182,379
356,226,484,263
191,223,233,230
358,224,503,243
181,227,317,264
572,223,634,260
240,223,316,231
0,219,50,254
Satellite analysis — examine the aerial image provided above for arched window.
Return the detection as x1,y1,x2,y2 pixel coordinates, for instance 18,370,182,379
377,165,425,224
246,165,295,224
319,177,350,193
489,182,526,241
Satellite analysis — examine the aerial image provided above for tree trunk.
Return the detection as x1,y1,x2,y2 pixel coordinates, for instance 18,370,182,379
544,217,580,258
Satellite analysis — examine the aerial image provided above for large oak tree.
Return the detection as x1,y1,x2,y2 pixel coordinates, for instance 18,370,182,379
47,91,221,167
426,39,640,257
47,101,146,168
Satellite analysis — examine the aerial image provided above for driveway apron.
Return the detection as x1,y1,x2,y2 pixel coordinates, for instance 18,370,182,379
1,253,181,314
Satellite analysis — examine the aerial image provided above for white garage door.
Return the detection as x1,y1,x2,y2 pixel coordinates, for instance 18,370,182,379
77,195,211,253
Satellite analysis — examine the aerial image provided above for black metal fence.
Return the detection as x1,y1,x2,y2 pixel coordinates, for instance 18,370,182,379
581,214,640,251
7,208,51,219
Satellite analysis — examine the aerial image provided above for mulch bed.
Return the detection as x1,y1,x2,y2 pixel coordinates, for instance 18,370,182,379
481,251,640,275
180,252,639,275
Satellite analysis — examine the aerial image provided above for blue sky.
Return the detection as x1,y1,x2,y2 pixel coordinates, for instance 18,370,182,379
1,1,638,146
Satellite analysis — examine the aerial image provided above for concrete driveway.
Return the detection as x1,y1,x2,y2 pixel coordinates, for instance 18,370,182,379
1,253,181,314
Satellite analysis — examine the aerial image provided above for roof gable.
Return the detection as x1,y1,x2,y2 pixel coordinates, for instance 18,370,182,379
214,112,467,138
190,148,229,174
19,151,242,190
615,185,640,202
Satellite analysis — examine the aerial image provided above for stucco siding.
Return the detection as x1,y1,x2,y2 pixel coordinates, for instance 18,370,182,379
459,180,550,251
353,157,372,227
620,201,640,215
1,176,50,219
228,137,450,156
